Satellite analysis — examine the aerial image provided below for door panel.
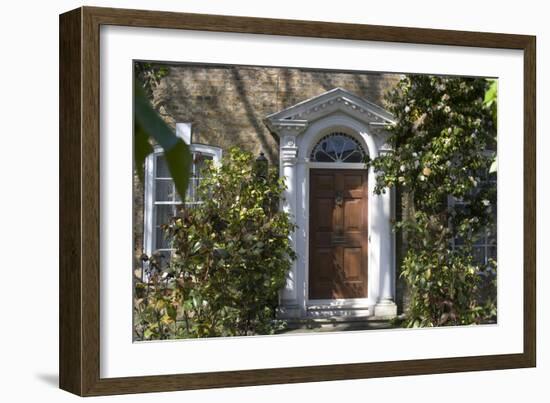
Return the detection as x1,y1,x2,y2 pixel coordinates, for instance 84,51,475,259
316,198,334,231
309,169,368,300
344,175,363,198
343,247,362,280
343,199,362,231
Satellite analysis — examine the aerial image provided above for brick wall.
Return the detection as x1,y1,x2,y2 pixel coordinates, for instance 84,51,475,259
150,64,401,164
134,64,404,303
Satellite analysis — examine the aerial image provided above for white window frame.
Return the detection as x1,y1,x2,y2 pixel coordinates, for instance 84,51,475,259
142,142,222,275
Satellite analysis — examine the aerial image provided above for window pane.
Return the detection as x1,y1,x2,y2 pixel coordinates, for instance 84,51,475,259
174,187,182,202
473,246,486,265
155,179,175,201
186,177,197,203
449,156,497,268
155,226,170,249
343,150,364,163
194,154,213,174
313,149,335,162
151,250,172,269
472,232,486,246
310,133,365,163
185,153,214,204
326,135,344,159
321,137,339,160
155,204,174,227
155,155,170,178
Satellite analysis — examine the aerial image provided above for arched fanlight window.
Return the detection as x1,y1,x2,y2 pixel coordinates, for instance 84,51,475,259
310,132,366,163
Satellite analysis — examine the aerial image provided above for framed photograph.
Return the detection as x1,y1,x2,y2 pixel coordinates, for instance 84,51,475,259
59,6,536,396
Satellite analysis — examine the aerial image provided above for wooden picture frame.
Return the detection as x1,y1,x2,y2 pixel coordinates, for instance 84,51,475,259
59,6,536,396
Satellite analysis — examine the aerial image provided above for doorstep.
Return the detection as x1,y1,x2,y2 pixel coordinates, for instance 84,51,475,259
276,315,405,334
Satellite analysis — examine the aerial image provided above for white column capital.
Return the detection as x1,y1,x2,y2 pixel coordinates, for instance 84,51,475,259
281,146,298,167
267,119,308,136
279,127,302,167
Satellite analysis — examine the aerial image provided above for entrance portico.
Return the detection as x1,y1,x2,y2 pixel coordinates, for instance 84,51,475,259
265,88,398,319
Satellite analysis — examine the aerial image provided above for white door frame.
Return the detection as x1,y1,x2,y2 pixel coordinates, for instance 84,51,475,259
276,114,396,319
264,89,398,319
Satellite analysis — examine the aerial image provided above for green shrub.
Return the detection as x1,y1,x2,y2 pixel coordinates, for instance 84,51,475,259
399,212,496,327
134,147,296,340
371,75,497,327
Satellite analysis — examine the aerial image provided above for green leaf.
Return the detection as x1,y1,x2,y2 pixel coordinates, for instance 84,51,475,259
161,313,175,325
134,81,192,199
483,79,497,106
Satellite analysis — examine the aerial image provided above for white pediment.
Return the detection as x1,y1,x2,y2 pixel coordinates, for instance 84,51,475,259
264,88,395,135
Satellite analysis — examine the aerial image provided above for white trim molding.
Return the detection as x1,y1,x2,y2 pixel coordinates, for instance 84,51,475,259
265,88,397,319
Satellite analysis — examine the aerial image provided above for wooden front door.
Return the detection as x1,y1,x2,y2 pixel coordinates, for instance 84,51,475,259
309,169,369,300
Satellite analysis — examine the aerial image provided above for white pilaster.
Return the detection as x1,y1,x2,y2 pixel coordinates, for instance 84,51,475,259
271,121,308,318
280,135,298,302
374,148,397,318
